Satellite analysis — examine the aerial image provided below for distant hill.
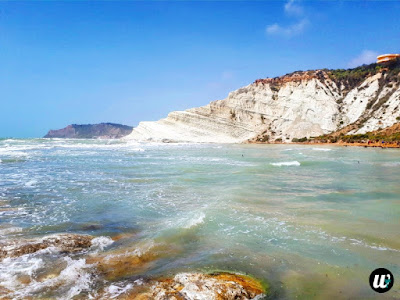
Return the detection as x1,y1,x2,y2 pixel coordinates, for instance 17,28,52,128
44,123,133,139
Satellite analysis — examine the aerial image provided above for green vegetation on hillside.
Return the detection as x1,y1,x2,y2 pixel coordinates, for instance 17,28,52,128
338,132,400,143
326,64,381,91
293,131,400,144
324,59,400,91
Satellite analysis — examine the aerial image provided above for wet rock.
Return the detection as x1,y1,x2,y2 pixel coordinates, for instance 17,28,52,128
87,241,165,281
136,272,266,300
0,234,94,260
0,286,12,300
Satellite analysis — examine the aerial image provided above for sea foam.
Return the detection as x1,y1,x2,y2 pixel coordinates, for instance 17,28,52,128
312,148,332,151
271,161,300,166
183,212,206,229
90,236,114,252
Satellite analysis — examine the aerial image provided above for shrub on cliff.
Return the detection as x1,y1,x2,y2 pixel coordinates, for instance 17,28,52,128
327,64,382,91
292,137,308,142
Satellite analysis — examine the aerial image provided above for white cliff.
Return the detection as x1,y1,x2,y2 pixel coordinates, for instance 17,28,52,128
126,66,400,143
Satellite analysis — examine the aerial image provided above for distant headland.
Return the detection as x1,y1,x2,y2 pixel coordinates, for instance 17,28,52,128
44,123,133,139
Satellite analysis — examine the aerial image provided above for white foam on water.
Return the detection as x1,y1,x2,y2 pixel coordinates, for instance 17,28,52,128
0,143,54,153
56,257,95,300
0,226,23,236
312,148,332,151
90,236,114,252
25,180,38,187
129,241,155,257
0,254,44,292
50,141,143,151
169,156,254,167
270,161,300,166
183,212,206,229
0,251,96,299
102,280,138,299
101,279,144,299
0,234,117,299
105,283,133,299
347,238,400,252
0,207,28,217
381,161,400,167
0,148,29,157
103,241,155,261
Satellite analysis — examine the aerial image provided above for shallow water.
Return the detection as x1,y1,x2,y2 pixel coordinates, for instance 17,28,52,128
0,138,399,299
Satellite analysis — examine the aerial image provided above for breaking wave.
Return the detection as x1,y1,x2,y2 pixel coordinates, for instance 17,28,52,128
312,148,332,151
271,161,301,166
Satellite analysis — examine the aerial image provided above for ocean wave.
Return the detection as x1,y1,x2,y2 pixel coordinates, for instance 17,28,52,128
0,234,115,299
312,148,332,151
25,180,38,187
271,161,300,166
347,238,400,252
381,161,400,167
103,240,155,261
90,236,114,252
0,140,145,154
183,212,206,229
102,279,144,299
0,149,29,157
0,226,23,237
3,255,96,300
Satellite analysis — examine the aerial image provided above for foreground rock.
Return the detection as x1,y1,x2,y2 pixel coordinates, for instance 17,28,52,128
44,123,133,139
0,233,266,299
134,272,266,300
0,234,114,299
126,62,400,143
0,234,94,259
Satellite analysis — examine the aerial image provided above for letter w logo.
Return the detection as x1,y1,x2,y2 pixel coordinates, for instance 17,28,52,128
373,274,390,289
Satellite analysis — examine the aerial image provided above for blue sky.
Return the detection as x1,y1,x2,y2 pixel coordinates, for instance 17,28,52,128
1,1,400,138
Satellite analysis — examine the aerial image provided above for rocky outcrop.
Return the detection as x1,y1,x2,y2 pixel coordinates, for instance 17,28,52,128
126,63,400,143
130,272,266,300
44,123,133,139
0,231,265,300
0,234,94,260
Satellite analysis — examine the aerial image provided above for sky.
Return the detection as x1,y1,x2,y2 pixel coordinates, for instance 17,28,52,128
1,1,400,138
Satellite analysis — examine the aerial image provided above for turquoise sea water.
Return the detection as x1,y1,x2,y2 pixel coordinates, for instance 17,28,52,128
0,138,399,299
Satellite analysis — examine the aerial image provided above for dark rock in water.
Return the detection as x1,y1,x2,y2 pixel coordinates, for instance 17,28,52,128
44,123,133,139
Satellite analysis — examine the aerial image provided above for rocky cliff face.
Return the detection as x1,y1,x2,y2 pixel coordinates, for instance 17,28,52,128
126,63,400,143
44,123,133,139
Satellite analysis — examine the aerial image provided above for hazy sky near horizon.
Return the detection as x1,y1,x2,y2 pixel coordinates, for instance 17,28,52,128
1,1,400,137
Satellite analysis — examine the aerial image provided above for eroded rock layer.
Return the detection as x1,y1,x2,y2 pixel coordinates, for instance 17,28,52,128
126,64,400,143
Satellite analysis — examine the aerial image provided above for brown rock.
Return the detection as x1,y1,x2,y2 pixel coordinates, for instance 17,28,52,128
0,234,94,260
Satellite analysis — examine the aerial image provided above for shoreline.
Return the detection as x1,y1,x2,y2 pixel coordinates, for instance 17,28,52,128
248,141,400,149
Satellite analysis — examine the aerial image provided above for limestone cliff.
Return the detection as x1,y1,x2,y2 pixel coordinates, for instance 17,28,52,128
44,123,133,139
126,62,400,143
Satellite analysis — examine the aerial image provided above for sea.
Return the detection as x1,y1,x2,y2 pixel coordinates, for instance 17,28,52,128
0,138,399,299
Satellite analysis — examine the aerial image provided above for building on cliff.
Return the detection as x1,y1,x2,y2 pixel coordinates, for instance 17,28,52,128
377,54,400,64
